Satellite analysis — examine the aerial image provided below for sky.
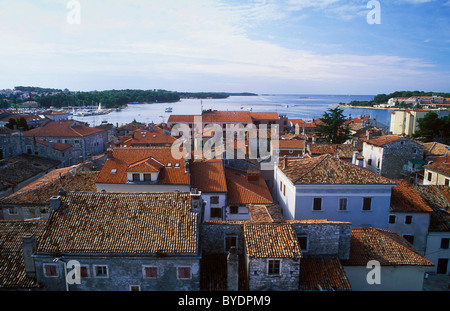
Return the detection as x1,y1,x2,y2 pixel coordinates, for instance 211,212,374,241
0,0,449,95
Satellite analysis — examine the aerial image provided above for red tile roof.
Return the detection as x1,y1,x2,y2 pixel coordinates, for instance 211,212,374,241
390,181,433,213
225,168,273,205
1,167,98,205
0,220,46,288
95,147,190,185
278,154,395,185
424,162,450,177
168,111,281,124
244,223,301,259
23,120,104,138
122,128,176,146
37,192,198,254
277,140,306,149
362,135,402,146
299,256,352,291
345,228,433,266
190,159,228,193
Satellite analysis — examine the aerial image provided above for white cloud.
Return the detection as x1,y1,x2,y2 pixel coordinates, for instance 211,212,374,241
0,0,446,93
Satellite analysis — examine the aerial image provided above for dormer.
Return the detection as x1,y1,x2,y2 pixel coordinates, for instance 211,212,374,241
126,157,164,183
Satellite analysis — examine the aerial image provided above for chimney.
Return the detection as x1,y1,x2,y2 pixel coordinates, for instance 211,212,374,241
106,148,113,160
282,157,287,169
246,170,260,183
50,195,61,211
22,234,36,277
366,130,373,140
227,247,239,291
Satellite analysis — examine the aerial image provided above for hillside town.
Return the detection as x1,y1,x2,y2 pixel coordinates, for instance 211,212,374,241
0,102,449,292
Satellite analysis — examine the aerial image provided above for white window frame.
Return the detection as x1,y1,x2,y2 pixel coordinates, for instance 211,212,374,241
338,198,348,211
43,263,59,278
93,265,109,278
177,266,192,280
142,266,159,279
129,285,141,291
7,206,18,215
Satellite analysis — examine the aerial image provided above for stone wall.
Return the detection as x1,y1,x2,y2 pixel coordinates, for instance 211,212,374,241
381,139,424,179
247,257,300,291
200,223,245,254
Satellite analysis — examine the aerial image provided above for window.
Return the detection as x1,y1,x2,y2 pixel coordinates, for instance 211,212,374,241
210,196,219,204
280,181,283,192
44,264,58,277
7,207,18,215
367,159,372,166
441,238,450,249
403,235,414,245
313,198,322,211
80,266,89,278
174,163,180,168
177,267,191,280
389,215,396,224
362,197,372,211
283,185,286,196
267,260,281,275
144,174,151,182
445,179,450,187
427,172,432,182
230,206,238,214
298,236,308,252
167,163,172,167
94,265,108,278
129,285,141,291
143,266,158,279
405,216,413,225
132,174,140,182
225,236,238,251
210,208,222,219
26,145,32,154
338,198,347,211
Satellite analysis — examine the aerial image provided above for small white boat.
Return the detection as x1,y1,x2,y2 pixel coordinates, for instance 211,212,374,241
165,107,173,113
247,107,252,112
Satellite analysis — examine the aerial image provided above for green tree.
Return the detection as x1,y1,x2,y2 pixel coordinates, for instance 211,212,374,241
316,107,351,144
413,112,450,143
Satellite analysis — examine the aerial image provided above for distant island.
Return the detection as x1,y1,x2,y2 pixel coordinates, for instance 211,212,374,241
0,87,257,109
343,91,450,109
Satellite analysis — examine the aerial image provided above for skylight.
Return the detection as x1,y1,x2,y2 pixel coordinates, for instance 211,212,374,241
111,169,117,174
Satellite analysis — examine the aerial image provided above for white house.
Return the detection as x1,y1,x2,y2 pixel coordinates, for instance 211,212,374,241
358,135,424,180
342,227,434,291
274,154,396,228
423,162,450,186
388,181,433,254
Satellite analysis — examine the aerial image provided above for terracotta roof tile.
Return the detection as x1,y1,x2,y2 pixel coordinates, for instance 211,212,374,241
0,220,46,288
344,227,434,266
225,168,273,205
1,167,98,205
413,185,450,232
390,181,433,213
424,162,450,177
362,135,402,147
278,154,395,185
37,192,198,254
190,160,227,193
299,256,352,291
23,120,104,138
244,223,301,259
95,147,190,185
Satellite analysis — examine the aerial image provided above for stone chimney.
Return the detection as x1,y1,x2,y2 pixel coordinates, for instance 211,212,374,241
227,247,239,291
106,148,113,160
22,234,36,277
50,195,61,211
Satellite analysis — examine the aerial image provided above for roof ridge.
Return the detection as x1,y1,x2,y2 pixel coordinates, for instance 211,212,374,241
293,154,330,184
225,169,272,202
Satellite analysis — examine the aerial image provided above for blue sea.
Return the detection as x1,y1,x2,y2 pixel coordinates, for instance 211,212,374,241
73,94,446,130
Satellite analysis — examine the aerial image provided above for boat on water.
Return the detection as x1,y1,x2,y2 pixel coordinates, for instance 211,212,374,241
165,107,173,113
247,107,253,112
